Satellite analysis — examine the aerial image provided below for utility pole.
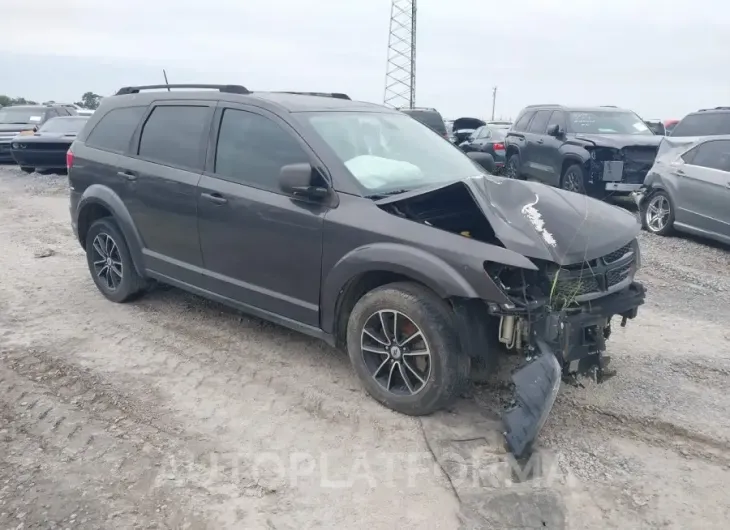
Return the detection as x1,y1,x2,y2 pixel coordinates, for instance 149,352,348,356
491,86,497,121
384,0,417,109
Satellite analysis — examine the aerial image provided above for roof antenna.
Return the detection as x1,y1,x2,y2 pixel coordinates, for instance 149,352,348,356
162,69,170,91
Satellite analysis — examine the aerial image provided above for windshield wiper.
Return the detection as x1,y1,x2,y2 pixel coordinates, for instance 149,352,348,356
366,189,411,199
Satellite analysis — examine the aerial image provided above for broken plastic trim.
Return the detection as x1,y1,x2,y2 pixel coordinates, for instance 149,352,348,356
502,339,562,458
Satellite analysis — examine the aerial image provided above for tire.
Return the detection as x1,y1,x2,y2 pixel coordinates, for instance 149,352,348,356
346,281,470,416
85,217,147,303
506,153,521,179
640,189,675,236
20,166,34,174
560,163,587,194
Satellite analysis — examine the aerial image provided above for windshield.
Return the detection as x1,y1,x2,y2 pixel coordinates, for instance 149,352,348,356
488,128,507,140
305,112,482,194
0,107,46,125
568,111,653,135
39,117,88,133
671,112,730,137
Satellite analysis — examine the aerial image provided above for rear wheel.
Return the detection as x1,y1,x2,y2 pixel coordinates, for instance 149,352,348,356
85,217,147,303
346,282,469,416
641,190,675,236
20,166,34,174
561,163,587,194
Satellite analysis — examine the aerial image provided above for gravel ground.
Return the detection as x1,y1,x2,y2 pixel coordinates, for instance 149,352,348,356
0,165,728,529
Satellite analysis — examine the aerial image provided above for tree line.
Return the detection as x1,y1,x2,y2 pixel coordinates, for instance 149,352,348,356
0,92,102,110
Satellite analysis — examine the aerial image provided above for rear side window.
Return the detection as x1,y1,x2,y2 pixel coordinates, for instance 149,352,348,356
138,105,209,171
688,140,730,171
214,108,309,192
671,112,730,137
512,111,535,132
528,110,551,133
86,106,146,153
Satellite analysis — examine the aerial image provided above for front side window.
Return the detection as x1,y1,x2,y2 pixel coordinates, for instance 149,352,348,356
305,111,481,194
138,105,209,171
568,110,653,135
214,109,310,191
528,110,552,133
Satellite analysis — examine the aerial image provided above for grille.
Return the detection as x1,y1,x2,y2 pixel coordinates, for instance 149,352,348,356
607,263,632,287
545,241,636,303
621,146,658,184
603,243,632,264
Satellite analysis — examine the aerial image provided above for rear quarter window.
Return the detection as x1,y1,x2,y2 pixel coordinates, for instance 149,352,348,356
85,106,147,153
671,112,730,137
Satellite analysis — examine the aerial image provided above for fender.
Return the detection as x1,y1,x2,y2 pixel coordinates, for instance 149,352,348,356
77,184,146,276
320,242,511,334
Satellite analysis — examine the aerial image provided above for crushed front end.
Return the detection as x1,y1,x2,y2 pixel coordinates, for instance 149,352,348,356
485,239,646,457
588,145,659,194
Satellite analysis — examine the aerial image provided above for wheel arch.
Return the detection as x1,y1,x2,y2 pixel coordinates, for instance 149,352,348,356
76,185,145,276
321,243,483,345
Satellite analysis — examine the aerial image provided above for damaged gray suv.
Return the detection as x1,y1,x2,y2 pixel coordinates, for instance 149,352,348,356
68,84,646,456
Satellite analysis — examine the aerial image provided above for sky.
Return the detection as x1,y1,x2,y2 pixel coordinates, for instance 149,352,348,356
1,0,728,121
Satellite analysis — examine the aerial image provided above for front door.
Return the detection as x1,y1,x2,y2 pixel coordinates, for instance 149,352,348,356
196,105,327,327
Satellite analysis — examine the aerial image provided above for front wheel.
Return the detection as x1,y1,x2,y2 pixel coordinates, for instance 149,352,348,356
506,153,521,179
561,163,587,194
640,190,675,236
346,282,469,416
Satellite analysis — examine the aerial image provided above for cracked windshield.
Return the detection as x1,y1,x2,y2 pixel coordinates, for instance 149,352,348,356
0,1,728,529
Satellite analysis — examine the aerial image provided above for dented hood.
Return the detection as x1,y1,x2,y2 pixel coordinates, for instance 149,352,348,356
378,176,640,265
573,133,663,149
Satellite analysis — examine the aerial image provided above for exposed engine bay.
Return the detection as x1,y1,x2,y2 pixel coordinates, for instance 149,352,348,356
377,176,646,457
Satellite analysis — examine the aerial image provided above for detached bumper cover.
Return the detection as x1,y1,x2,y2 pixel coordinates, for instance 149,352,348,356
501,281,646,458
503,341,562,458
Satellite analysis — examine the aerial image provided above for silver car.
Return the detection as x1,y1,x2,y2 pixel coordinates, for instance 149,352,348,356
634,136,730,245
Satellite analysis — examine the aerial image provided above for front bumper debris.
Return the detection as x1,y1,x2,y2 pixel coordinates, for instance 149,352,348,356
499,281,646,458
503,340,562,457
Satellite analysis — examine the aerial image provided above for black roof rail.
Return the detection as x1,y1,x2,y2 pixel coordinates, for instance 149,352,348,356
525,104,562,109
115,84,251,95
273,91,351,100
699,106,730,111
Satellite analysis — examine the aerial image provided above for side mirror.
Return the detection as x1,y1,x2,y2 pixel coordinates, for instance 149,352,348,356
279,163,329,199
546,124,561,137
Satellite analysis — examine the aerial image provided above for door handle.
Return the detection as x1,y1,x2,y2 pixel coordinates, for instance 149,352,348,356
536,139,544,144
201,192,228,205
116,170,137,181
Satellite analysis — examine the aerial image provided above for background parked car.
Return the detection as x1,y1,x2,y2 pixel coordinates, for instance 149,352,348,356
399,107,448,137
670,107,730,137
636,135,730,245
0,104,77,161
644,119,666,136
10,116,88,173
450,117,486,145
459,124,508,173
504,104,662,198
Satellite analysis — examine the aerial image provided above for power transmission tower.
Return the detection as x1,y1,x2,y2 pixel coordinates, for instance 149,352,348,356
384,0,417,109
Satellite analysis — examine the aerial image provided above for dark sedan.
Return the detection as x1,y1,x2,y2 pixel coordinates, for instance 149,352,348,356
10,116,88,173
459,125,508,173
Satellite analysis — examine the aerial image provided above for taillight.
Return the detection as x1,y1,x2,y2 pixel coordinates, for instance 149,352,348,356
66,149,75,171
493,142,505,150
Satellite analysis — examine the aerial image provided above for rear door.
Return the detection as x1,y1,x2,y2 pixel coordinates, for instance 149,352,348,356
522,110,552,181
119,101,214,285
675,139,730,236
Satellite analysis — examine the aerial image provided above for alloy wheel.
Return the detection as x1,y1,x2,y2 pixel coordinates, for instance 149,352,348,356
360,310,432,396
91,233,123,291
563,170,582,193
646,194,670,232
